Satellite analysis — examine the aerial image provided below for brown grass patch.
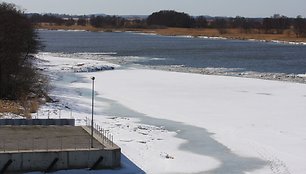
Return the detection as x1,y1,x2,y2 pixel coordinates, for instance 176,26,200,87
37,24,306,42
0,100,24,117
0,99,40,118
139,28,306,42
36,23,100,32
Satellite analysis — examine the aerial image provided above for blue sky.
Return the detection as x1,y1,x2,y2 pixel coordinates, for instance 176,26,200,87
2,0,306,17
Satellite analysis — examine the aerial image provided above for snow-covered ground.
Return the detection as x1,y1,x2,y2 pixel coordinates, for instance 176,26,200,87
32,53,306,174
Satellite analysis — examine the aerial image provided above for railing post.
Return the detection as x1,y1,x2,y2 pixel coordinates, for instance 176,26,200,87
102,129,105,142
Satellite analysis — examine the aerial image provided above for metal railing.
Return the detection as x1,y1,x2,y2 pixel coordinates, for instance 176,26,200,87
33,109,74,119
85,117,114,147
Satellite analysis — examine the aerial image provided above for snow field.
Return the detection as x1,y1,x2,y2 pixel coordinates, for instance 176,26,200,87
35,54,306,174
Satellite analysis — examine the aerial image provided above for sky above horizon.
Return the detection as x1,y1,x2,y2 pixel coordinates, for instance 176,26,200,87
2,0,306,17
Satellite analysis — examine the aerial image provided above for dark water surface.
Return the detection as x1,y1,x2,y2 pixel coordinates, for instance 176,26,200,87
39,30,306,74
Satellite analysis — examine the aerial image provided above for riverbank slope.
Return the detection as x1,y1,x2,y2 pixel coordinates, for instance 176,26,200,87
37,24,306,43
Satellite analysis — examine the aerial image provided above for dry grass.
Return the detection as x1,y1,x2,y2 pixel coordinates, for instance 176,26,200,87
37,24,306,42
29,100,40,113
37,23,101,31
0,100,24,116
142,28,220,36
140,28,306,42
0,99,40,118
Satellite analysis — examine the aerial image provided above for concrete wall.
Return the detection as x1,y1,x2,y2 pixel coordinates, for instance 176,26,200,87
0,121,122,173
0,148,121,173
0,119,75,126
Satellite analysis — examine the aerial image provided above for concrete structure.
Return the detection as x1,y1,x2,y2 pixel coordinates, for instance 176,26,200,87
0,126,120,173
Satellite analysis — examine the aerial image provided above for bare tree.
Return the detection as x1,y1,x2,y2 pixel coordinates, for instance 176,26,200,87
294,16,306,38
0,2,46,100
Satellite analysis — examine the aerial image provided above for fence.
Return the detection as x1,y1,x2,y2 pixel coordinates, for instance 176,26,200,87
85,117,114,147
33,109,73,119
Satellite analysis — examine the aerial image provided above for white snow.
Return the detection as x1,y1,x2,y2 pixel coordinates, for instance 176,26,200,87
36,53,119,73
33,54,306,174
297,73,306,78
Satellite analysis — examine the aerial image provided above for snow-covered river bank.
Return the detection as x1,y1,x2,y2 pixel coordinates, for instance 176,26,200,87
32,53,306,174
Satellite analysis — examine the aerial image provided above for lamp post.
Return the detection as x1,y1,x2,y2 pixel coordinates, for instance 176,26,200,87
91,76,95,148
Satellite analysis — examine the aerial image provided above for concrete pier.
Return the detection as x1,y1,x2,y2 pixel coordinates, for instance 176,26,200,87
0,126,120,173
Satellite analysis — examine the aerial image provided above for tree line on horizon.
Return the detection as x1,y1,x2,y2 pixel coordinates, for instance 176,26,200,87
29,10,306,37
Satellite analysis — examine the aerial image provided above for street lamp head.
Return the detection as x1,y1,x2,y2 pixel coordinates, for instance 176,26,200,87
91,76,95,81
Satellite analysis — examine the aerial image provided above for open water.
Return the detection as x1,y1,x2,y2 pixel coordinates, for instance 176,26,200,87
39,30,306,74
